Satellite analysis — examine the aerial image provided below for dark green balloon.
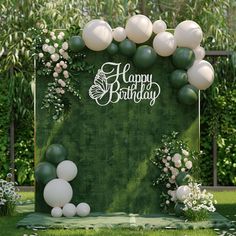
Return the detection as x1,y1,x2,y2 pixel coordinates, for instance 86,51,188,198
172,48,195,69
133,45,157,69
45,144,67,165
176,172,191,186
178,84,198,105
119,39,136,57
170,70,188,89
69,36,85,52
106,43,118,55
35,162,57,185
174,202,185,216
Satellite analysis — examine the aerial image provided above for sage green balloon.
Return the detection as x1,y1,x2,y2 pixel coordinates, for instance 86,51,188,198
119,39,136,57
133,45,157,69
176,172,191,186
170,70,188,89
172,47,195,69
45,144,67,165
35,162,57,185
178,84,198,105
174,202,185,216
69,36,85,52
106,43,118,55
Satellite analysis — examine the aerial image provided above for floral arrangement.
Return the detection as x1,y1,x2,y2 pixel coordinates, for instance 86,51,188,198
151,132,216,221
0,174,21,216
182,182,216,221
37,29,80,120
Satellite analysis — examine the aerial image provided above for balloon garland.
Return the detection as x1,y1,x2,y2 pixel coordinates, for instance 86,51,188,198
38,15,214,117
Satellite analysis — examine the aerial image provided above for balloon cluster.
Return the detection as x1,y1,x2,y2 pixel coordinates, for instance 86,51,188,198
35,144,90,218
68,15,214,106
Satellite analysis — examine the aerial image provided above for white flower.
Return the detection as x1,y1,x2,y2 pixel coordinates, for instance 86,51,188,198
166,183,171,188
162,159,167,164
184,158,188,162
169,178,175,184
181,168,185,172
62,42,69,50
62,52,69,59
59,61,65,66
171,168,179,176
174,160,181,168
58,34,63,40
63,70,68,76
52,35,57,40
59,32,65,37
163,167,168,173
45,39,50,43
50,31,55,37
46,62,51,67
167,190,172,195
54,67,62,73
53,72,58,77
51,53,60,62
171,175,175,180
58,79,66,87
167,156,171,161
172,153,181,163
59,49,65,55
62,64,67,69
165,162,169,167
38,53,44,58
42,44,48,52
166,200,170,204
43,29,48,33
48,46,56,54
54,43,59,48
64,73,69,79
185,161,192,169
182,149,189,156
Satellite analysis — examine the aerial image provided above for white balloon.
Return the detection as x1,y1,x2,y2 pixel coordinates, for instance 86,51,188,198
51,207,62,217
176,185,191,202
82,19,112,51
113,27,126,42
153,32,177,57
193,46,205,60
153,20,167,34
62,203,76,217
174,20,203,49
125,15,153,44
76,202,91,217
187,60,214,90
43,179,73,207
56,160,78,181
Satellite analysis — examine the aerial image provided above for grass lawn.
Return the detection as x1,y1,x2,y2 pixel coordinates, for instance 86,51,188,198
0,191,235,236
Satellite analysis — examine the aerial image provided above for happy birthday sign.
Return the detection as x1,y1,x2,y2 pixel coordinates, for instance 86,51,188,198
89,62,161,106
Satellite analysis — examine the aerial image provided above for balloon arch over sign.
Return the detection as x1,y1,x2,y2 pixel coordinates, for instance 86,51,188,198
35,15,214,218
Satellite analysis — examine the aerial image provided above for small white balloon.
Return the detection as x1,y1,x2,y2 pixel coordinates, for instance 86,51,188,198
125,14,153,44
43,179,73,207
62,203,76,217
51,207,62,217
176,185,191,201
187,60,214,90
82,19,113,51
76,202,91,217
193,46,205,60
153,32,177,57
113,27,126,42
57,160,78,181
174,20,203,49
153,20,167,34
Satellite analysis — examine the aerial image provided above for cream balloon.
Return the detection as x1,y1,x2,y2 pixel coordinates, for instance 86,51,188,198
51,207,62,217
56,160,78,181
62,203,76,217
125,15,153,43
43,179,73,207
153,20,167,34
176,185,191,202
187,60,214,90
76,202,91,217
113,27,126,42
193,46,205,60
153,32,177,57
82,19,112,51
174,20,203,49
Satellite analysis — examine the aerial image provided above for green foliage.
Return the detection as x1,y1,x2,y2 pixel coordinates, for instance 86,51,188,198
184,209,209,222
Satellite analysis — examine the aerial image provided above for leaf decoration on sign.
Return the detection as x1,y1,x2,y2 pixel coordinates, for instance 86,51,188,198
89,70,108,100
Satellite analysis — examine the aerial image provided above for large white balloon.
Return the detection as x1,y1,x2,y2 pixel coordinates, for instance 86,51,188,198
153,20,167,34
76,202,91,217
43,179,73,207
82,19,112,51
187,60,214,90
193,46,205,60
153,32,177,57
125,15,153,44
62,203,76,217
56,160,78,181
113,27,126,42
174,20,203,49
51,207,62,217
176,185,191,202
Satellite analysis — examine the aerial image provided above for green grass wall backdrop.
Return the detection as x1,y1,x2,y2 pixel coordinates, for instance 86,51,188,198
35,50,199,214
